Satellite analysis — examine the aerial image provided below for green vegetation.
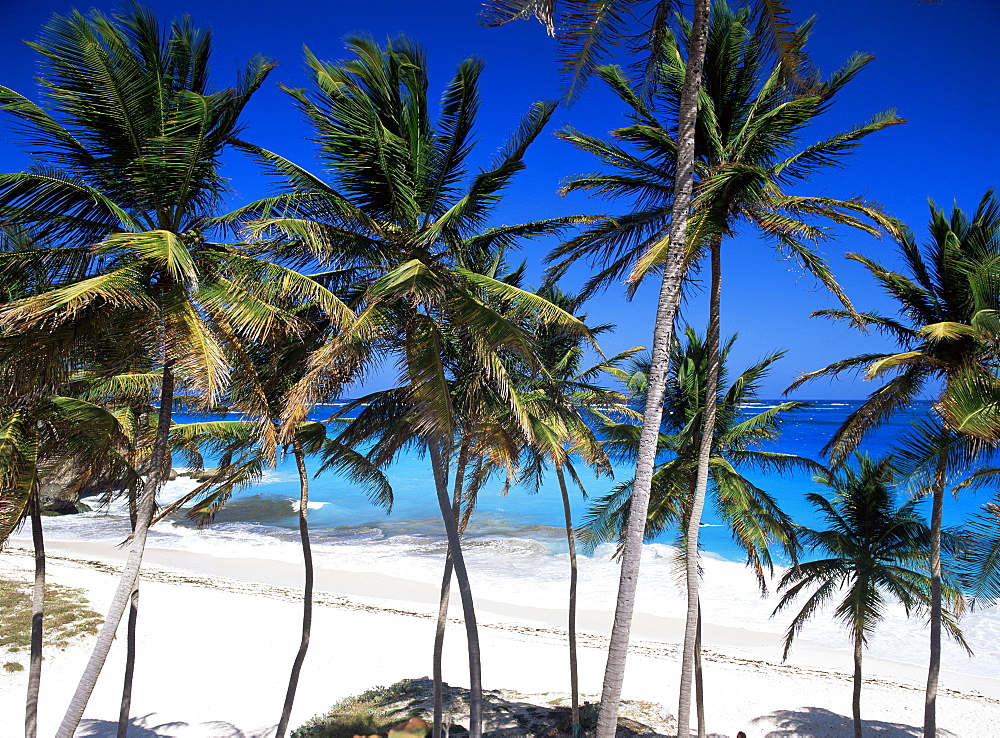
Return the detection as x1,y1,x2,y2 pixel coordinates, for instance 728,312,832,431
0,2,995,738
0,577,102,654
292,680,428,738
774,454,969,738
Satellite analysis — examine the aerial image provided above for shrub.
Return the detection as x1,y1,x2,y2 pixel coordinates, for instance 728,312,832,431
292,680,427,738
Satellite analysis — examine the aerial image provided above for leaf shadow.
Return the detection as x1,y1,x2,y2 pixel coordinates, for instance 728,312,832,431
752,706,958,737
77,714,271,737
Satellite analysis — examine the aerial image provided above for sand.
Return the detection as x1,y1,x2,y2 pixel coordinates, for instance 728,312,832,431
1,539,998,737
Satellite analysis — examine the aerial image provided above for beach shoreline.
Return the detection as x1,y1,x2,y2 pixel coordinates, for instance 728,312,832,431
2,538,998,737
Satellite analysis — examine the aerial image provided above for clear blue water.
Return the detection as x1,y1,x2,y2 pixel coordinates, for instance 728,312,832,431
170,399,987,564
35,398,1000,678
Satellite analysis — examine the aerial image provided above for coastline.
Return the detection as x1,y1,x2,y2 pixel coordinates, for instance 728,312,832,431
2,538,998,737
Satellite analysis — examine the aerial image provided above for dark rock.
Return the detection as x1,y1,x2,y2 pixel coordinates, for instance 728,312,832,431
37,460,111,514
37,480,81,515
194,468,218,482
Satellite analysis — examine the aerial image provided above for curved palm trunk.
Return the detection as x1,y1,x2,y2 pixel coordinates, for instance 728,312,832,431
924,439,946,738
433,442,468,738
26,490,43,738
433,554,455,738
678,235,722,737
276,440,314,737
852,634,863,738
57,363,175,738
595,5,710,735
556,464,581,735
430,441,482,737
116,587,139,737
118,486,140,737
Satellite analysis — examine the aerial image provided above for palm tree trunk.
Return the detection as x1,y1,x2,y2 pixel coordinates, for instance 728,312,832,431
434,441,468,738
853,634,863,738
695,604,705,738
924,439,946,738
430,441,482,737
26,490,43,738
116,586,139,737
118,485,140,738
276,440,314,737
57,362,175,738
678,234,722,738
595,5,710,735
433,554,455,738
556,464,581,735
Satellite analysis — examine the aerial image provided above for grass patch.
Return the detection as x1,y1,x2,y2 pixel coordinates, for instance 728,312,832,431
4,661,24,672
0,576,103,653
292,680,427,737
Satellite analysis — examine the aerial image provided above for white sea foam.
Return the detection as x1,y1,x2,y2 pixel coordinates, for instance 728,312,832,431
29,475,1000,682
291,500,330,512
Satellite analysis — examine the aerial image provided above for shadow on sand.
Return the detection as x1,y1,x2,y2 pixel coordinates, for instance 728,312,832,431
752,706,958,737
77,714,275,737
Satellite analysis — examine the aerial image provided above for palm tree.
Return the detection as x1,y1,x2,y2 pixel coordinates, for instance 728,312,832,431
958,496,1000,605
0,227,145,738
773,454,969,738
483,4,712,730
149,299,392,738
425,256,548,736
66,368,161,738
515,285,639,734
788,190,1000,736
582,329,812,735
0,382,136,737
582,329,810,571
481,1,805,103
165,391,392,737
232,37,589,737
332,364,524,738
482,3,817,731
553,5,901,731
0,8,348,734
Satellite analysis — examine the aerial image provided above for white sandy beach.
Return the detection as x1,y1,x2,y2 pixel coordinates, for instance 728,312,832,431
1,538,999,737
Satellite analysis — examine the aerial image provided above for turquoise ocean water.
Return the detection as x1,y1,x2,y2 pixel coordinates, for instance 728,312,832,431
32,399,1000,679
169,399,987,562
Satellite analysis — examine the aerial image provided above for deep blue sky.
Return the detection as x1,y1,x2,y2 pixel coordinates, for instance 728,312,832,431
1,0,997,399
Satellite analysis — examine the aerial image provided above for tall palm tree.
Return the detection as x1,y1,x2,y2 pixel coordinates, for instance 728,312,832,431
232,37,589,737
773,454,969,738
156,312,393,738
515,285,639,734
481,4,806,732
481,1,803,103
0,8,347,734
554,5,901,731
788,190,1000,736
583,329,811,736
484,4,712,731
